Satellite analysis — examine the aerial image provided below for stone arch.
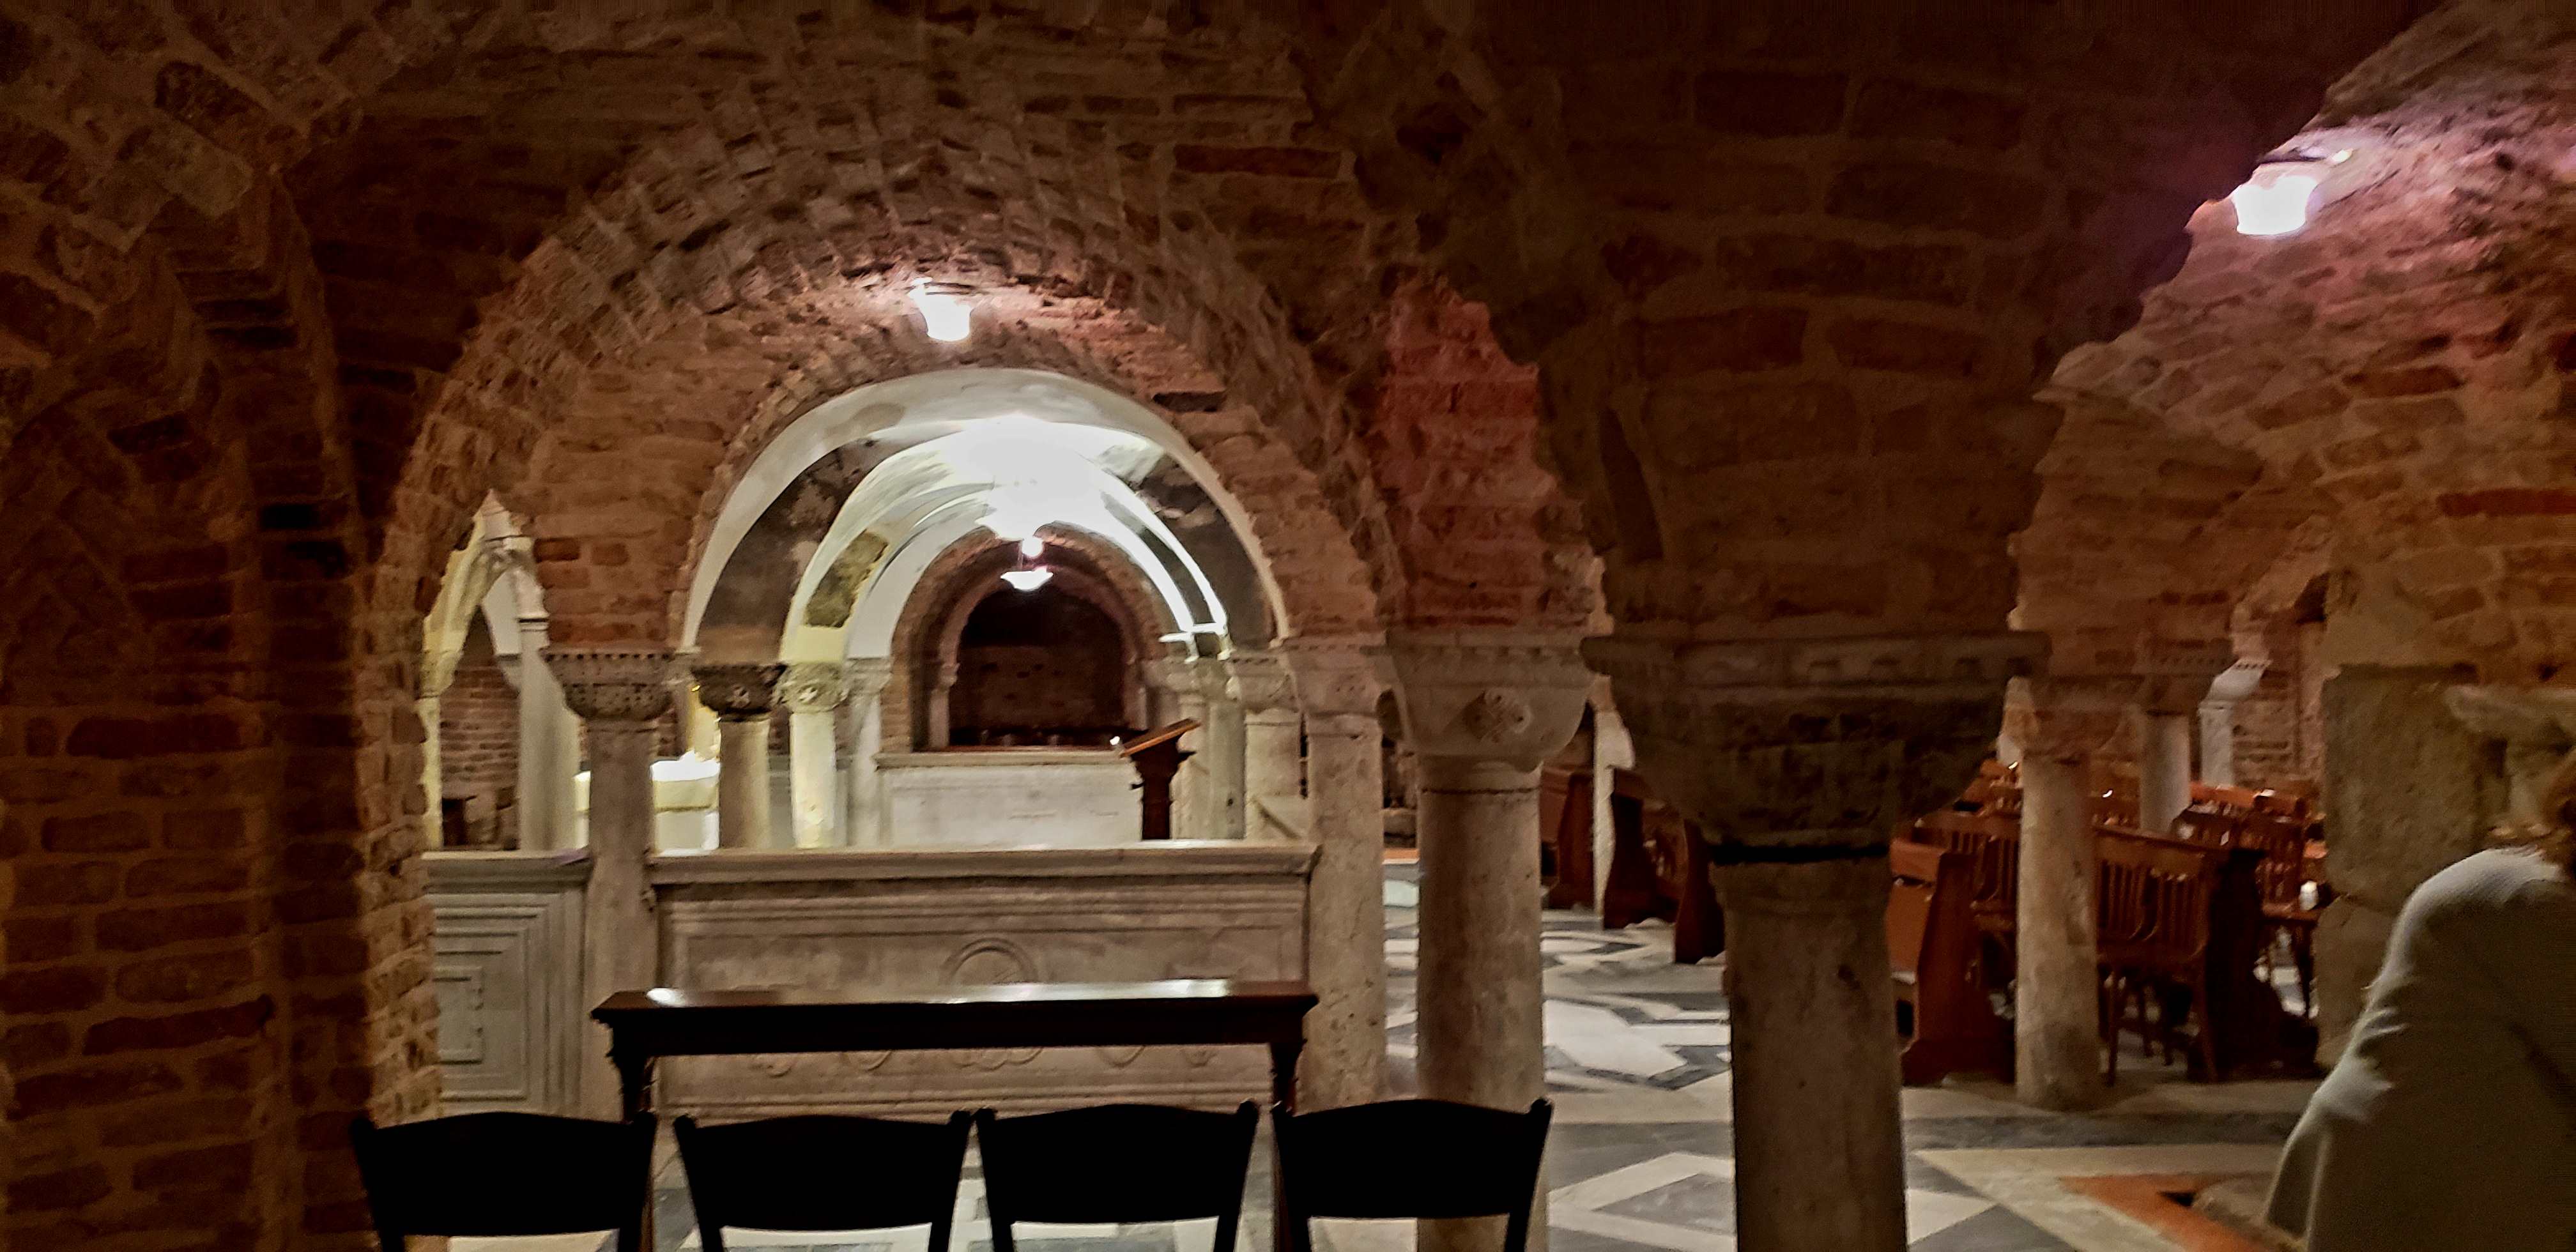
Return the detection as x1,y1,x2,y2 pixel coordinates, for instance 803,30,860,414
680,369,1286,664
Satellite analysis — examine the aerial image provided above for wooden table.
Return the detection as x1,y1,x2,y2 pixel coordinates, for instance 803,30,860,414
593,979,1318,1249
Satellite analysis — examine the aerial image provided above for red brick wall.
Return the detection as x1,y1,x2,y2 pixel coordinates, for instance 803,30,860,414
438,623,520,848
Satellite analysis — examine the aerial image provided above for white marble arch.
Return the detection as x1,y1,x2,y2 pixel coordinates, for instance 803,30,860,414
679,367,1285,661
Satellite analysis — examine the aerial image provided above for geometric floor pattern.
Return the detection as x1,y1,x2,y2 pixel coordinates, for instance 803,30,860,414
468,866,2313,1252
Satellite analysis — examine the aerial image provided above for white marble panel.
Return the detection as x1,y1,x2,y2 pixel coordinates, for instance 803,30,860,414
652,843,1314,1116
424,850,590,1113
878,749,1141,847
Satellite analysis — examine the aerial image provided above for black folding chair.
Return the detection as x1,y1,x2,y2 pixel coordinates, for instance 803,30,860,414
974,1103,1259,1252
349,1111,656,1252
1275,1099,1553,1252
673,1111,974,1252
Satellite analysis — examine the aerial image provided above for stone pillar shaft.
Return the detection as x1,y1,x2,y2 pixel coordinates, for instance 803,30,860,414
1232,652,1303,838
2015,753,2101,1108
1414,756,1545,1109
1589,630,2043,1252
1285,642,1388,1112
2136,710,2193,834
781,662,857,849
549,648,673,1117
844,660,894,847
1389,634,1588,1252
697,663,785,850
514,618,579,850
1718,859,1908,1251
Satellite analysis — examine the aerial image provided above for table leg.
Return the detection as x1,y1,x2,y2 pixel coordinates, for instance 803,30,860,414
1268,1040,1303,1252
613,1051,655,1252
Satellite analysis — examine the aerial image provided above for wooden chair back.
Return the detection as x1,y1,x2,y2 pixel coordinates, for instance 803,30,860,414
2189,782,2265,816
673,1112,971,1252
2229,813,2318,912
1908,811,2020,926
1275,1099,1553,1252
1885,841,1941,973
974,1103,1259,1252
1885,843,2009,1083
349,1112,655,1251
2095,829,2220,974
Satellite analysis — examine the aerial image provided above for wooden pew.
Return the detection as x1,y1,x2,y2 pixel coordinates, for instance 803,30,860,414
1907,811,2020,942
1599,769,1722,963
1887,841,2010,1084
1539,766,1594,909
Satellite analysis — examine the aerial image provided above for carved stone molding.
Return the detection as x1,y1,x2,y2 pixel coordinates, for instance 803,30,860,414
779,662,856,715
694,662,786,720
1279,636,1385,723
1384,631,1589,768
1142,655,1202,700
1586,631,2043,844
547,648,677,725
1225,650,1298,715
2444,683,2576,825
844,657,894,699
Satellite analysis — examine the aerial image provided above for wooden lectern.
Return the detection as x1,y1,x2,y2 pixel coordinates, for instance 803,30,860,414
1119,720,1198,841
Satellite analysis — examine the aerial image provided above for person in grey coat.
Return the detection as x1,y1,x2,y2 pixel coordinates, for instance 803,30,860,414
2266,760,2576,1250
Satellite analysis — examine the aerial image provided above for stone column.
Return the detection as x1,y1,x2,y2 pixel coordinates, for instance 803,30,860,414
925,660,960,747
1588,691,1634,913
2003,679,2128,1110
1388,633,1588,1252
2135,706,2195,834
1230,651,1303,836
841,659,894,847
696,663,785,850
779,662,854,848
1590,630,2042,1252
512,617,581,850
1146,655,1213,839
549,648,674,1117
417,648,459,848
1204,657,1250,839
2196,660,2268,788
1282,639,1387,1108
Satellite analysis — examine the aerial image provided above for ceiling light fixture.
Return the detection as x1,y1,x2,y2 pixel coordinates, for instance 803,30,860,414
1000,534,1052,592
2229,171,2319,237
912,282,973,342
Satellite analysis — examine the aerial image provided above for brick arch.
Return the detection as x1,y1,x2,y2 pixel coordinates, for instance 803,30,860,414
2046,25,2576,676
883,527,1178,749
1285,0,2423,636
2012,390,2271,672
297,20,1416,650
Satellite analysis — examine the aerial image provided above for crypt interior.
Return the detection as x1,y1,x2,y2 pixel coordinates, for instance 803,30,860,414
2,1,2574,1249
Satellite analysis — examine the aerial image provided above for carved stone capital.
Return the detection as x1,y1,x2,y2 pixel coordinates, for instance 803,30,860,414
2201,658,2269,708
548,648,677,725
1225,650,1298,714
694,662,786,720
1385,631,1588,770
1280,636,1385,722
779,662,855,715
1586,631,2041,845
2005,675,2142,762
1143,657,1203,702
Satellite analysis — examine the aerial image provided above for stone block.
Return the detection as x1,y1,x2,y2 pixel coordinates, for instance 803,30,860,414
2313,897,2395,1067
2319,665,2494,911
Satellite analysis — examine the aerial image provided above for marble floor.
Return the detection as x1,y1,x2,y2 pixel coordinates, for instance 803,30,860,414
470,866,2315,1252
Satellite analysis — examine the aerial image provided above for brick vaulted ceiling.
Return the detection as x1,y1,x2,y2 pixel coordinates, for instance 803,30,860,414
17,1,2576,1246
